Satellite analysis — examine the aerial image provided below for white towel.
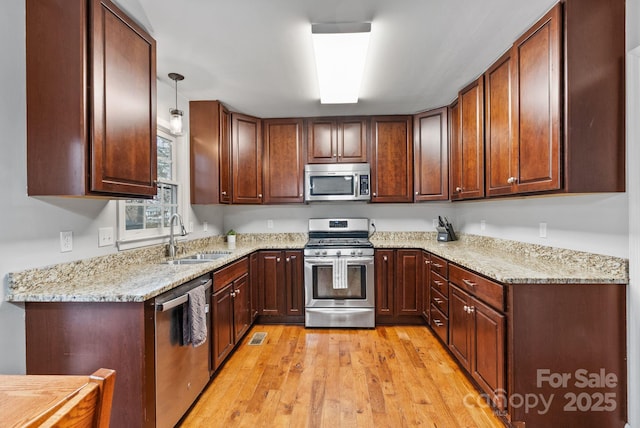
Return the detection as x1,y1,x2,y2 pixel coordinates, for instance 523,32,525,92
333,258,348,289
183,285,207,347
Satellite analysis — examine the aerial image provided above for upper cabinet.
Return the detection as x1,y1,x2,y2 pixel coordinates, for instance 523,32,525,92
370,116,414,203
263,119,305,204
231,113,263,204
485,5,561,197
27,0,157,198
485,0,625,197
413,107,449,201
306,117,368,163
450,77,485,201
190,100,227,204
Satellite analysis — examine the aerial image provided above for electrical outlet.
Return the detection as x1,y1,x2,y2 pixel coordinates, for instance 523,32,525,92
189,221,194,232
432,218,438,228
203,221,208,232
539,222,548,238
480,220,486,231
370,219,376,227
60,231,73,252
98,227,114,247
267,219,274,229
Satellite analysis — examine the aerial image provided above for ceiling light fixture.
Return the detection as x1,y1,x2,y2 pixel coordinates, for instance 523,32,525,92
168,72,184,136
311,22,371,104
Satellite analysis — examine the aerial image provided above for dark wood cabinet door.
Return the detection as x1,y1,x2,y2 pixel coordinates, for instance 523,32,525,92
375,250,395,316
395,250,422,316
258,251,285,316
471,296,506,410
189,101,221,204
449,285,472,371
422,252,431,322
338,118,368,163
512,4,561,194
249,252,259,322
212,285,234,370
485,51,516,197
219,107,232,203
307,119,337,163
284,251,304,316
448,99,460,201
232,273,251,341
232,113,263,204
263,119,304,203
370,116,414,203
413,108,449,201
90,0,157,197
451,77,484,200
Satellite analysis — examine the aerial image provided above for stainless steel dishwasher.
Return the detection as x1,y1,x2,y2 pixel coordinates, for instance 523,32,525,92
155,273,212,428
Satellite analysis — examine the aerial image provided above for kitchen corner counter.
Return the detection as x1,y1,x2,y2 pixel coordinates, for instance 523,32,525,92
5,232,628,304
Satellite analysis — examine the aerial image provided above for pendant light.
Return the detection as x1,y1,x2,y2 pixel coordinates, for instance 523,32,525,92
168,73,184,136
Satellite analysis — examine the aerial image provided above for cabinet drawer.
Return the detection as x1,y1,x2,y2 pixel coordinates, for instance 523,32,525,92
430,303,448,344
431,272,448,296
213,257,249,292
430,255,448,278
430,287,448,316
449,264,504,311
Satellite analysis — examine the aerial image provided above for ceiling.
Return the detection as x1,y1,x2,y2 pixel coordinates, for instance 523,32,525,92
114,0,558,118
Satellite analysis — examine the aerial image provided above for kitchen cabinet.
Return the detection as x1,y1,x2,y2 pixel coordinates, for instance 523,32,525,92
485,0,625,196
450,76,484,200
306,117,368,163
263,119,305,203
485,5,561,196
428,254,449,344
212,257,251,370
189,100,230,204
413,107,449,201
250,252,259,322
448,264,506,411
26,0,157,198
370,116,414,203
231,113,263,204
257,250,304,321
375,249,423,323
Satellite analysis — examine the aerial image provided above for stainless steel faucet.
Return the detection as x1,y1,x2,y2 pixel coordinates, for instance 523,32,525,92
168,213,187,258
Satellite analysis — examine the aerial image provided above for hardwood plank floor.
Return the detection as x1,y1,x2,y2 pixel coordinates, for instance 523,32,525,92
180,325,505,428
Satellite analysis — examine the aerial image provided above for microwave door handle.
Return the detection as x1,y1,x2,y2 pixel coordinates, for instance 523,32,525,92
354,174,359,197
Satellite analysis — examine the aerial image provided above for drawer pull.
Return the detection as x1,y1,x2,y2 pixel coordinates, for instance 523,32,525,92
433,297,443,304
433,319,444,327
425,260,431,265
462,279,476,288
434,280,443,286
432,263,443,268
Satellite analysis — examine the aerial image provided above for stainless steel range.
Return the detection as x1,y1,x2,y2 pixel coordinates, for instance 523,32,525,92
304,218,375,328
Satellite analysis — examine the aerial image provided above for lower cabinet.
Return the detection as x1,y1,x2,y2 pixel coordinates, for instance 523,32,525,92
257,250,304,321
375,249,422,323
212,257,250,370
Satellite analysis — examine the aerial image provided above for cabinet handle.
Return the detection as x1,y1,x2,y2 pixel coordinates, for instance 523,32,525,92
455,187,463,192
277,257,281,262
432,263,443,268
434,280,443,286
383,255,388,262
462,279,476,288
433,319,444,327
415,191,419,195
425,260,431,265
230,291,236,297
221,191,227,196
299,194,303,197
465,305,475,314
258,194,262,198
507,176,518,184
333,153,337,157
433,297,443,304
235,288,240,295
286,257,290,262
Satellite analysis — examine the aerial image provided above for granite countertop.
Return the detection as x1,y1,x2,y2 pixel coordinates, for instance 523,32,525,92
5,232,628,303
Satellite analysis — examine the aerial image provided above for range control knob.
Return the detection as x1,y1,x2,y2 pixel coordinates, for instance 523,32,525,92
314,249,321,256
356,250,363,256
321,250,327,256
350,250,356,256
336,250,341,256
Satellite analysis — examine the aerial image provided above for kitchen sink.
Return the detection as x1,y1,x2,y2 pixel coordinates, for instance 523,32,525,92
162,258,212,265
161,251,233,265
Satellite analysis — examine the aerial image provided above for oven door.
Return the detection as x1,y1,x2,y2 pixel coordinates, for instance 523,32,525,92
304,255,374,308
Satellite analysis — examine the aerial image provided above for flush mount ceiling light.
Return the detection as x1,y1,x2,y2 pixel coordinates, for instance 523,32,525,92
168,72,184,136
311,22,371,104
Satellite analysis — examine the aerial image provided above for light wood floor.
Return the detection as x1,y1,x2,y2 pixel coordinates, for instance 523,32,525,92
180,325,505,428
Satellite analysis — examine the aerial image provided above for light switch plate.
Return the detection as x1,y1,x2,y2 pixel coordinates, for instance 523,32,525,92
267,219,274,229
539,222,548,238
98,227,114,247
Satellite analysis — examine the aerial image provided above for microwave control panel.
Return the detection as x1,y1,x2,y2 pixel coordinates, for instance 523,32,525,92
359,175,369,195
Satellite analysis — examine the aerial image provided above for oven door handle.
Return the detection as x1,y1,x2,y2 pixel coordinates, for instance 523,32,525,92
304,257,374,265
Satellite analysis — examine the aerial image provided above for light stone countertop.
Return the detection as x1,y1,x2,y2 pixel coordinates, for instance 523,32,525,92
5,232,628,303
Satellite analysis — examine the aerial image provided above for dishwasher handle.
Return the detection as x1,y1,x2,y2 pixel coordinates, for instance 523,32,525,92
156,279,212,312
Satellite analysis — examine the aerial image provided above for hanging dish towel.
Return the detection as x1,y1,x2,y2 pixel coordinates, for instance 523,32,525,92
333,257,349,289
182,284,207,347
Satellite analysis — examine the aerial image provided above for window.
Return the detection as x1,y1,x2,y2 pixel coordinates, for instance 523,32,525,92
117,129,181,247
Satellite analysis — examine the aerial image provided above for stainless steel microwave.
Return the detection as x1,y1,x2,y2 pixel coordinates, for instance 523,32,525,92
304,163,370,202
